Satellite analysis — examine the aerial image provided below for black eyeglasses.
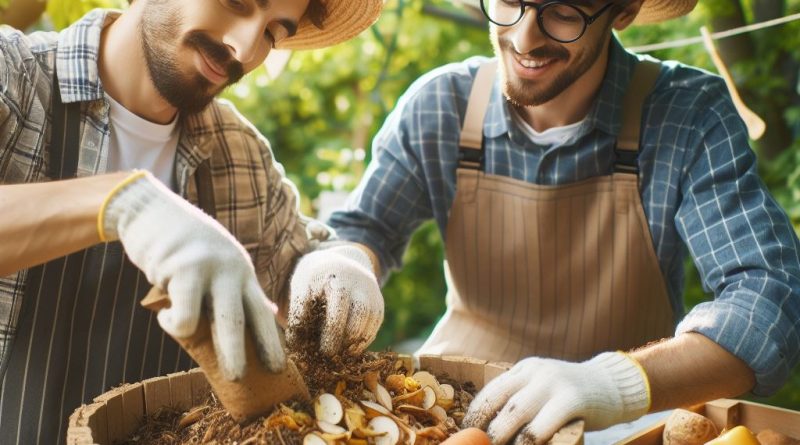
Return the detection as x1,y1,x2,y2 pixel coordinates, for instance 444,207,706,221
480,0,615,43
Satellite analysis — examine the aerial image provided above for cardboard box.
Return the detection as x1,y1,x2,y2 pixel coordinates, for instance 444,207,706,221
617,399,800,444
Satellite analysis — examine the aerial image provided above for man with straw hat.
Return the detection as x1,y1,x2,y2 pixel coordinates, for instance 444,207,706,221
0,0,381,443
299,0,800,443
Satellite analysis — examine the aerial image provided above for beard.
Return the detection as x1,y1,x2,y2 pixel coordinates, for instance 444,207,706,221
139,2,244,115
491,28,608,107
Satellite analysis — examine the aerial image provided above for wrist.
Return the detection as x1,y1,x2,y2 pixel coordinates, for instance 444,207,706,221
588,351,651,419
98,170,159,242
323,244,376,276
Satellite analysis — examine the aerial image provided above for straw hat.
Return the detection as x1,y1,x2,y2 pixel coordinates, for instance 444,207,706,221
277,0,384,50
635,0,698,24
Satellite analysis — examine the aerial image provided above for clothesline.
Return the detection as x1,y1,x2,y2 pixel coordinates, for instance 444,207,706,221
628,11,800,53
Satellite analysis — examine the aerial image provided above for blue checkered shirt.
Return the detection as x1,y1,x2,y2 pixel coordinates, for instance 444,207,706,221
328,36,800,396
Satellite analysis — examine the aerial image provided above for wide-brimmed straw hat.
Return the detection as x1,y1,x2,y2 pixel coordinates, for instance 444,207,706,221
635,0,698,24
277,0,384,50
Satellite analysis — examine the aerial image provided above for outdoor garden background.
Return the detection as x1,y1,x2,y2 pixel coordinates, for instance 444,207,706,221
3,0,800,410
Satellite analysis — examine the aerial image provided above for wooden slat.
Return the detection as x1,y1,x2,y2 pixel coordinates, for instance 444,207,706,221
188,368,211,406
143,376,172,415
739,400,800,437
482,361,513,389
616,399,800,444
66,425,95,445
120,382,145,439
550,420,585,445
168,371,193,411
439,355,487,387
704,399,740,430
93,390,125,443
86,402,109,444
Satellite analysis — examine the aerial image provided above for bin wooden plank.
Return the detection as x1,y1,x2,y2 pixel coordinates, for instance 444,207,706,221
616,399,800,444
483,361,513,389
93,390,125,444
168,371,193,411
143,376,172,415
440,355,487,386
120,382,145,439
188,368,211,406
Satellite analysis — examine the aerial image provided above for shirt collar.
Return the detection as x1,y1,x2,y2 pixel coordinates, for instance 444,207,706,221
484,34,640,140
56,9,119,103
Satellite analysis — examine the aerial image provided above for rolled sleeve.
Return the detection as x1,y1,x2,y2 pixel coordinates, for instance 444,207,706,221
675,95,800,395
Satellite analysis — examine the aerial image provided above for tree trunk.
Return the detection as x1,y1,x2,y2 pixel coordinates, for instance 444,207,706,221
708,0,793,159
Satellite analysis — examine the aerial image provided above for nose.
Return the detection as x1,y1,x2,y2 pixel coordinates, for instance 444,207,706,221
223,17,269,66
509,6,547,54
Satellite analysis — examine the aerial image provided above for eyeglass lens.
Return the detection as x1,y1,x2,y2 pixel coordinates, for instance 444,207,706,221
481,0,589,43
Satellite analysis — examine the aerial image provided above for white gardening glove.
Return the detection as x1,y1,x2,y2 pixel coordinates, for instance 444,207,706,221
462,352,650,445
99,170,286,380
287,244,383,356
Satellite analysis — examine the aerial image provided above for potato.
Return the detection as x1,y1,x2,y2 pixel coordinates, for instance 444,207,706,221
662,409,719,445
757,428,800,445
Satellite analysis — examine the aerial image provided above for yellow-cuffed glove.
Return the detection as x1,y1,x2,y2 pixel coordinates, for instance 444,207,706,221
462,352,650,445
99,170,286,379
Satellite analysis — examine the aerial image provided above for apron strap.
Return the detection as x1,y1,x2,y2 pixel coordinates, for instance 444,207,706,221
48,65,81,180
458,60,498,170
614,60,662,174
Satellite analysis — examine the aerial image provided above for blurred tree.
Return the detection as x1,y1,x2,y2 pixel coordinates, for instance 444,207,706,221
0,0,45,30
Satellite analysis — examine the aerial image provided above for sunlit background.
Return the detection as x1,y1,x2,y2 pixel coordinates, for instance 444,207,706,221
3,0,800,409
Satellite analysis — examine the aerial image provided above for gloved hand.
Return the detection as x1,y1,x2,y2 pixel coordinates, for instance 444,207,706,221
462,352,650,445
99,170,285,380
287,244,383,356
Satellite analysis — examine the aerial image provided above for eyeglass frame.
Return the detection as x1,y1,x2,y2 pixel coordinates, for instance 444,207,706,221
480,0,616,43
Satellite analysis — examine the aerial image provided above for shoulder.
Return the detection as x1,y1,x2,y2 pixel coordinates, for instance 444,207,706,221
0,26,58,75
648,60,738,126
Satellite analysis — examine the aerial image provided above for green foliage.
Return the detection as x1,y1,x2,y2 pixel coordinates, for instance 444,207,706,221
45,0,126,29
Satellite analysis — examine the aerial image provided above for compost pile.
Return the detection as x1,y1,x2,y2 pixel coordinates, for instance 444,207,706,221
122,300,476,445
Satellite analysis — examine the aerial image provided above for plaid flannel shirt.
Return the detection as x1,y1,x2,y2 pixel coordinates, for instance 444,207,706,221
0,10,320,369
329,37,800,396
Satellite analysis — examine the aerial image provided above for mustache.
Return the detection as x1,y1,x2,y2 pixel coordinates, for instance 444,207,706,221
498,36,570,61
185,31,244,84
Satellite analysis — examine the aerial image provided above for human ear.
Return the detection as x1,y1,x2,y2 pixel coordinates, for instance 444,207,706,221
612,0,643,31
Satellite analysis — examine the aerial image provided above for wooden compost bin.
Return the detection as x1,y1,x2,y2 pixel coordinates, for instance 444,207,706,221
67,355,585,445
617,399,800,445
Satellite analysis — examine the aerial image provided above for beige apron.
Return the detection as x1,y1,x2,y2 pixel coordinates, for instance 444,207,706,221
417,60,675,363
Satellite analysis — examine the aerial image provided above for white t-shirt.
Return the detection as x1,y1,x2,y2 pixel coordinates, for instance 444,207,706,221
105,93,180,187
510,106,588,146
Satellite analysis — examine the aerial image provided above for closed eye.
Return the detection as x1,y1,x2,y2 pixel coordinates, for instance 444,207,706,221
226,0,247,12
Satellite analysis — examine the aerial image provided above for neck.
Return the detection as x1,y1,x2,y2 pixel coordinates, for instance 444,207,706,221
98,5,177,124
516,39,611,132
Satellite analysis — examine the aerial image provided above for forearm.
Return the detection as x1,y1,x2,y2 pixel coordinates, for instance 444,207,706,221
0,172,129,275
631,332,755,412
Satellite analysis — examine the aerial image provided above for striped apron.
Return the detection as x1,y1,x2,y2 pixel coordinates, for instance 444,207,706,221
0,70,214,444
417,60,676,363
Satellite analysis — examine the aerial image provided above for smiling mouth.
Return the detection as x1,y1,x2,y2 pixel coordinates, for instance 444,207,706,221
516,57,557,69
199,50,228,84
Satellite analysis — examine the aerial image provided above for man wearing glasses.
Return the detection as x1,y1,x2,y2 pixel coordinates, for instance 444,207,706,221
289,0,800,443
